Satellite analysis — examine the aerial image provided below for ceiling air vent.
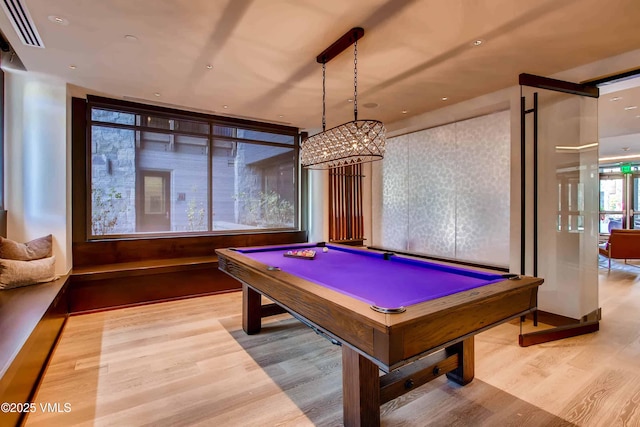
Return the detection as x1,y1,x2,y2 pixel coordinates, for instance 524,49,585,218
1,0,44,48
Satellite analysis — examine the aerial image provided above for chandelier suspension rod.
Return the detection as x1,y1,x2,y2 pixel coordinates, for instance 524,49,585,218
353,39,358,122
322,62,326,132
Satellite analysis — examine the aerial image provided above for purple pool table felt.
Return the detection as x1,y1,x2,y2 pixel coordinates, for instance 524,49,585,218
236,244,504,309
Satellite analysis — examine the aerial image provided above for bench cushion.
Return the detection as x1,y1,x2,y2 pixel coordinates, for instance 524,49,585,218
0,256,57,290
0,234,52,261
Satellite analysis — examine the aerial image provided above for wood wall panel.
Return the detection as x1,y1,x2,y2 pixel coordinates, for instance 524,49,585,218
328,164,364,244
72,231,307,267
69,266,239,313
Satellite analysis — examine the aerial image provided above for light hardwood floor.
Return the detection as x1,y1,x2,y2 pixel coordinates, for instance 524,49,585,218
25,259,640,426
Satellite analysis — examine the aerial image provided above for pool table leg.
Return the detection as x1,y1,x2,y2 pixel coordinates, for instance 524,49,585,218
445,336,474,385
242,283,262,334
342,345,381,427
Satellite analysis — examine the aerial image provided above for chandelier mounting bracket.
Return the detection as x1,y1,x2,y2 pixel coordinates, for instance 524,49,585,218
316,27,364,64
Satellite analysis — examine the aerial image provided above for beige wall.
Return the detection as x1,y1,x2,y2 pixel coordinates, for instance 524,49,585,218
3,71,71,275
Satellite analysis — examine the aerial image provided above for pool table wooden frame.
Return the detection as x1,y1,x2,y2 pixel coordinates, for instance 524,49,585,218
216,245,542,427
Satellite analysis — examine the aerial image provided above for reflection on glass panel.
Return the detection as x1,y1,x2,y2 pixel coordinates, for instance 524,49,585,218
558,183,562,210
90,126,136,235
91,109,136,125
212,142,295,230
568,215,584,232
578,182,584,211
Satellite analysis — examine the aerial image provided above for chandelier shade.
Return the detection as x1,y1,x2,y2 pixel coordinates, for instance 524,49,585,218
301,27,386,170
301,119,386,169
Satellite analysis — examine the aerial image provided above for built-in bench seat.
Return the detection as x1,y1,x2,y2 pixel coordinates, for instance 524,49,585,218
69,254,236,313
68,233,307,313
0,275,69,427
71,255,218,281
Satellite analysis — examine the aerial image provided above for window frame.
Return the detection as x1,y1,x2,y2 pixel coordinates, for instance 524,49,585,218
77,95,300,240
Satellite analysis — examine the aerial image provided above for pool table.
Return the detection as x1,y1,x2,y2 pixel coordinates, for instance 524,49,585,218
216,243,542,426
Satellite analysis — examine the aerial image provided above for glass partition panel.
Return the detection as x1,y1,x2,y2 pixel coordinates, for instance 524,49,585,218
521,84,599,320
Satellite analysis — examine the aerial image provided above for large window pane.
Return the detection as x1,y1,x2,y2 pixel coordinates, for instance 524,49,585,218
213,142,295,230
89,102,298,238
137,133,209,232
90,126,136,235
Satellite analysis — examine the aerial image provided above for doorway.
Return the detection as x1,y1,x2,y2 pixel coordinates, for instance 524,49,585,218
137,170,171,232
599,171,640,233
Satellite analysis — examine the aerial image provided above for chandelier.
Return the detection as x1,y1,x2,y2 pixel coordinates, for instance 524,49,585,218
301,27,386,170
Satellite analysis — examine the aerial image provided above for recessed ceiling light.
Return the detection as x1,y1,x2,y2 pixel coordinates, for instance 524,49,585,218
441,97,448,101
206,64,213,69
610,96,622,101
624,106,638,110
401,110,408,114
124,35,138,41
48,15,69,25
69,65,77,70
347,98,353,103
471,39,484,47
154,92,161,97
223,105,229,109
278,114,284,118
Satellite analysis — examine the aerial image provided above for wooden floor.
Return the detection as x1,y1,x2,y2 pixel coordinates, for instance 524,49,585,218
25,258,640,426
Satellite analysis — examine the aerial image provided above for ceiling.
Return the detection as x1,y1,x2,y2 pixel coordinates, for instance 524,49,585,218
1,0,640,150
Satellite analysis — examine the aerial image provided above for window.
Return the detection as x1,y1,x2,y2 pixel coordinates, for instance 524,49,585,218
599,165,640,233
87,97,299,238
